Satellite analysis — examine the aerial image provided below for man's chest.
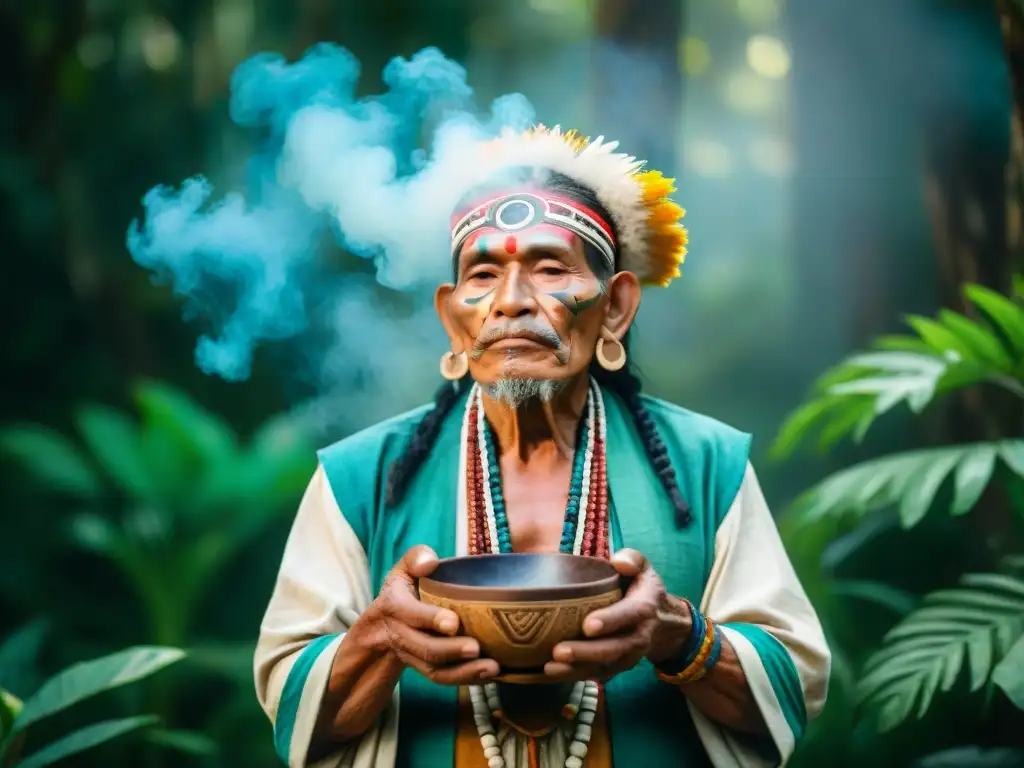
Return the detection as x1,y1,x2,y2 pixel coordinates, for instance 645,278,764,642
500,462,575,554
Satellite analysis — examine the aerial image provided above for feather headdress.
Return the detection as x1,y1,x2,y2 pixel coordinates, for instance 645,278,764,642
462,124,688,287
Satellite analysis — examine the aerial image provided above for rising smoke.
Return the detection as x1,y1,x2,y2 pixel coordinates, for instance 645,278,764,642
127,44,535,431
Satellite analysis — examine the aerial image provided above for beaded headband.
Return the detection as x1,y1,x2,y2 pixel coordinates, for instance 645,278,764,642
449,191,617,270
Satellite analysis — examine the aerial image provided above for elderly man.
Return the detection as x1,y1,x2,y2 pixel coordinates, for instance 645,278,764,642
254,126,830,768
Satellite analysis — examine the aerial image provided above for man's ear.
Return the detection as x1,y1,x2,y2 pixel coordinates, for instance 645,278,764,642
434,283,464,354
602,272,641,340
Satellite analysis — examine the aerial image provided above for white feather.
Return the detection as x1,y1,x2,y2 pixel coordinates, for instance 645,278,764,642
464,132,655,280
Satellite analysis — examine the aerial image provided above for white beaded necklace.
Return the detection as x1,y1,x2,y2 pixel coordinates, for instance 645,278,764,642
468,680,600,768
470,379,607,766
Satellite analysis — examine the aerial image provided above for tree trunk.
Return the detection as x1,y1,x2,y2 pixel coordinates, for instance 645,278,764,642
998,0,1024,280
591,0,685,174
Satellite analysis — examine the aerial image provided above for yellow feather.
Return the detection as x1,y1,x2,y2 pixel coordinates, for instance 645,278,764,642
648,202,684,227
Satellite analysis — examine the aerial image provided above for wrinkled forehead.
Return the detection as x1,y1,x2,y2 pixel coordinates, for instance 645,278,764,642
450,189,616,270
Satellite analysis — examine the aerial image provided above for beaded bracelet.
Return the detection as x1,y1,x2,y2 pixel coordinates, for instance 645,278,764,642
654,600,722,685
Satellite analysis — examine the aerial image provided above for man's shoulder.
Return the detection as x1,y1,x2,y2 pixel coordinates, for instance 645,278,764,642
638,393,751,450
316,402,433,465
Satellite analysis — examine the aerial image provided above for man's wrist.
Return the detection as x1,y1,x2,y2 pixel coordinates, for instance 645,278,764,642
647,594,695,666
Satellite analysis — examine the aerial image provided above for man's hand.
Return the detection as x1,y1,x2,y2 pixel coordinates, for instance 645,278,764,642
352,545,500,685
543,549,693,682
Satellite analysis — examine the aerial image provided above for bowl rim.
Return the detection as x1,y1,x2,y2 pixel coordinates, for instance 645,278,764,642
418,552,621,602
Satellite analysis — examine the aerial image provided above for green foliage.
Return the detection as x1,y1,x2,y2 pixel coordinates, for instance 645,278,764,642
857,573,1024,731
1,380,315,648
0,427,100,497
0,642,183,768
0,382,314,764
13,717,160,768
12,647,185,734
772,280,1024,461
794,442,1024,527
776,275,1024,756
992,635,1024,710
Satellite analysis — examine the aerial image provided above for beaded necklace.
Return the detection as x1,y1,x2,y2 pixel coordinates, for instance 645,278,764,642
467,382,609,558
463,380,610,768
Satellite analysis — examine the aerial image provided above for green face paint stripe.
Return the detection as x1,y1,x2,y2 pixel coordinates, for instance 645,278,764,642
464,287,495,306
573,293,602,313
548,289,602,316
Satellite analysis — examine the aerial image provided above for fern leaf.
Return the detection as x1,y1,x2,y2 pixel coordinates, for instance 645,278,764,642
906,315,979,361
964,283,1024,355
993,636,1024,710
937,309,1015,371
796,442,1021,527
858,573,1024,732
770,280,1024,459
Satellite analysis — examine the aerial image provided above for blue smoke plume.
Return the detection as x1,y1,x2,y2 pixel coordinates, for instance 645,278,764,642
127,44,534,391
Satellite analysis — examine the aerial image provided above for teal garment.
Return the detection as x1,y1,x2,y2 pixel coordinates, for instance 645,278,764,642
274,634,340,763
311,385,770,767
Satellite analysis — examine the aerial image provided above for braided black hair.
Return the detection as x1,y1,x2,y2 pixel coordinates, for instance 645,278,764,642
385,168,692,527
589,343,693,527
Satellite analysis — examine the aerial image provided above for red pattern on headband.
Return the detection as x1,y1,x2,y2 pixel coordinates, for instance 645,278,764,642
450,189,616,245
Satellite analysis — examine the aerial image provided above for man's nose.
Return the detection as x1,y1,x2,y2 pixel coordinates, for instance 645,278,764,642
491,266,535,319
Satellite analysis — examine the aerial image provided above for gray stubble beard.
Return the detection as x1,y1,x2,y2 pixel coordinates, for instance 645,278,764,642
480,378,564,408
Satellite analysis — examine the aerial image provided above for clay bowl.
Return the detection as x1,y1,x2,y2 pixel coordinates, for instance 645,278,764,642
419,553,622,683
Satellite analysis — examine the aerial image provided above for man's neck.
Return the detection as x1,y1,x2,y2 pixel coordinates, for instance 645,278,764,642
480,374,590,463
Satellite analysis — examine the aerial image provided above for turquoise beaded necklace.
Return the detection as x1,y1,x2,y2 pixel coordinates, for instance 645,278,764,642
478,388,592,555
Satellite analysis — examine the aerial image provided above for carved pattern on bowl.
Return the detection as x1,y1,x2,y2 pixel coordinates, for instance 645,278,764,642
419,589,621,671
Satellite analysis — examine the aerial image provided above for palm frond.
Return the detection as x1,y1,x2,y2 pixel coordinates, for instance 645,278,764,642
771,280,1024,460
794,441,1024,527
858,572,1024,732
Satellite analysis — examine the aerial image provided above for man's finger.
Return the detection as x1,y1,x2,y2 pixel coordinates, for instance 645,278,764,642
394,544,440,578
582,584,658,637
428,658,502,686
610,548,647,578
385,620,481,665
398,652,500,686
542,661,602,682
383,587,460,635
551,635,645,665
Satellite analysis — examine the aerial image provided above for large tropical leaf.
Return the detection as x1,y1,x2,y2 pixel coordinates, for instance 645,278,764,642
857,573,1024,732
12,647,184,733
0,426,100,497
74,405,156,500
794,441,1024,527
965,283,1024,356
133,381,237,468
13,716,158,768
772,280,1024,460
993,634,1024,710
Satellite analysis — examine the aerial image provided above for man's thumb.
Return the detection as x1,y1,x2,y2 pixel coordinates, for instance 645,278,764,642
399,544,440,578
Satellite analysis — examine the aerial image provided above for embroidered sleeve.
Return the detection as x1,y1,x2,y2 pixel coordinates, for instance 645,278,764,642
690,462,831,767
253,464,396,768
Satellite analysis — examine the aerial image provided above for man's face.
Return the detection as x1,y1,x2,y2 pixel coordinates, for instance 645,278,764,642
437,215,608,391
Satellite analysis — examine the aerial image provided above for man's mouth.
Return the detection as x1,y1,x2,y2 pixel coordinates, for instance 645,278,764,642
487,332,556,349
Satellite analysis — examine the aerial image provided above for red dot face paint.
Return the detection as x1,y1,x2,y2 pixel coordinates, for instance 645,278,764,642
504,235,517,254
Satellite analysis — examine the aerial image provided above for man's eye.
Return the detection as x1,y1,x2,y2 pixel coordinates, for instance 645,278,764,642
470,270,497,280
539,265,566,276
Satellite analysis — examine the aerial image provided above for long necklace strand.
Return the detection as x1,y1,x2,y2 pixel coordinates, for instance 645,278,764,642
465,380,609,767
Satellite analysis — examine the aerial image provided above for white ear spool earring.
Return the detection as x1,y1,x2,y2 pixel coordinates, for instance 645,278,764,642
595,328,626,371
440,350,469,380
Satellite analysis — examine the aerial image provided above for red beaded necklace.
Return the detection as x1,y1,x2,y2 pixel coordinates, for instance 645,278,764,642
465,384,610,559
